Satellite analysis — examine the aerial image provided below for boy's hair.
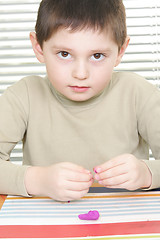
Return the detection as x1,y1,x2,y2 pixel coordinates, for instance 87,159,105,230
35,0,127,50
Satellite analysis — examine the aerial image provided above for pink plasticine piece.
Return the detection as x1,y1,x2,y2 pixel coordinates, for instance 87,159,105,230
78,210,100,220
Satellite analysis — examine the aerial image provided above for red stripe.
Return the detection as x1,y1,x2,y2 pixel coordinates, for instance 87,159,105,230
0,221,160,238
0,195,7,200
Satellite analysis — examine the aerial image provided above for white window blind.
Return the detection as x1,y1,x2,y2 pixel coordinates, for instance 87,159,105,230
117,0,160,86
0,0,160,163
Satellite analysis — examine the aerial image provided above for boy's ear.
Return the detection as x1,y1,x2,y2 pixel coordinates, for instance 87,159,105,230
30,32,45,63
115,36,130,67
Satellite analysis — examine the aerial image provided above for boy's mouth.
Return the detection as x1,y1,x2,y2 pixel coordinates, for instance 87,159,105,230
69,86,90,93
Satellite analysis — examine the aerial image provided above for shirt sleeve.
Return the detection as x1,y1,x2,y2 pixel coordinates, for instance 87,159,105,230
138,86,160,189
0,79,30,196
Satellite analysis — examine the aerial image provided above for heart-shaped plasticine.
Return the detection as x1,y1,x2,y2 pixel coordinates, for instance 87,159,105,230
78,210,100,220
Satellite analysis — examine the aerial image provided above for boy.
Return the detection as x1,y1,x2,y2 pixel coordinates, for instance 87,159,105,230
0,0,160,201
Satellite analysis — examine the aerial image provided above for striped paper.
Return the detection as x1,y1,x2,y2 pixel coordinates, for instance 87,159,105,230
0,191,160,239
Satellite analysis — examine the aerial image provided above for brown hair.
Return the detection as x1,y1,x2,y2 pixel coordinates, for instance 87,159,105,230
35,0,127,50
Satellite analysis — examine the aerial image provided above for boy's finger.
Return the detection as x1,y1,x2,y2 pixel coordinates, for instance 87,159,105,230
66,179,93,191
94,154,129,173
95,164,128,181
62,162,91,174
68,188,90,201
98,173,128,187
66,168,93,182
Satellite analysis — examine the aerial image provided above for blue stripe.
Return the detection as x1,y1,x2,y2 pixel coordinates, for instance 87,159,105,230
1,208,160,216
1,205,160,211
3,199,160,207
1,211,160,218
4,196,160,204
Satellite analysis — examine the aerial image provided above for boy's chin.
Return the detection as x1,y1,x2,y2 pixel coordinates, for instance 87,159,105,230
67,94,93,102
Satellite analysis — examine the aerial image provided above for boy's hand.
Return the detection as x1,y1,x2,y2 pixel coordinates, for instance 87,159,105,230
94,154,152,190
25,162,93,201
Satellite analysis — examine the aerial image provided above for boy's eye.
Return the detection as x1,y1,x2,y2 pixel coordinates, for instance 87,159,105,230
57,51,71,59
91,53,105,61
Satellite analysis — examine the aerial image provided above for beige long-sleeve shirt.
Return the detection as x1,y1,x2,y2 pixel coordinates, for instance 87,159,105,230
0,71,160,197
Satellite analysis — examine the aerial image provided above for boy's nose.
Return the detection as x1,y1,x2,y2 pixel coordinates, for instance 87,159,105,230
72,60,89,80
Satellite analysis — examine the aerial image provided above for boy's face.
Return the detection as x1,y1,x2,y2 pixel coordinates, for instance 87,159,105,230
32,28,127,102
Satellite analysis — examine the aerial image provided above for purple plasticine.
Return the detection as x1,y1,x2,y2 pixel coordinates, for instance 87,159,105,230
78,210,100,220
